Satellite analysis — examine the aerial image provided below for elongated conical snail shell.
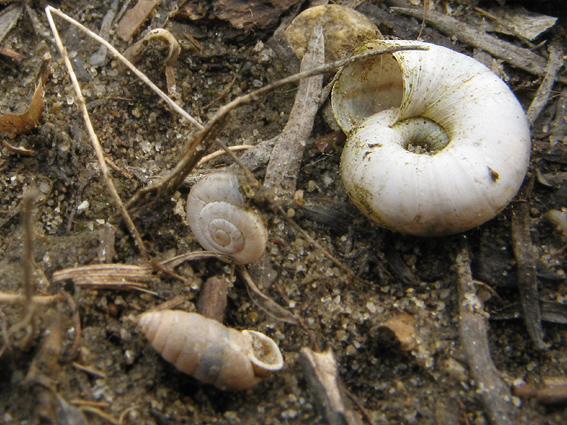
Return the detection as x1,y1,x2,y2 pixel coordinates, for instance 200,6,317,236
187,172,268,264
138,310,284,391
332,40,531,236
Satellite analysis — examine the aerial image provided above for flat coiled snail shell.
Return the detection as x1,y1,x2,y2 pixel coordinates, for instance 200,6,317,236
187,172,268,264
138,310,284,391
332,39,531,236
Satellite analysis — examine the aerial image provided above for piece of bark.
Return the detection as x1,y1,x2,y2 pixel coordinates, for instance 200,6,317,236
263,23,324,201
392,7,567,84
455,239,516,425
300,348,362,425
116,0,161,42
212,0,302,30
197,276,229,323
511,201,546,350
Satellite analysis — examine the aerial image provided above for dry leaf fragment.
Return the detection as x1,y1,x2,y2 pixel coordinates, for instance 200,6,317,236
0,52,50,147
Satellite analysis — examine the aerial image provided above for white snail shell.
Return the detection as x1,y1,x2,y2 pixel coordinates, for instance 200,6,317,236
332,40,531,236
138,310,284,391
187,172,268,264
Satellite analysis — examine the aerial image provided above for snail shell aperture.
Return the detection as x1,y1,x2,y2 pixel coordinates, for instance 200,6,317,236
138,310,284,391
187,172,268,264
332,40,531,236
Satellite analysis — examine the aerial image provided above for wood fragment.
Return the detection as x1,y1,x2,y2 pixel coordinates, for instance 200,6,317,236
392,7,567,84
527,42,565,126
263,23,324,201
455,238,515,425
299,348,362,425
536,384,567,406
0,46,24,63
511,199,546,350
197,276,229,323
550,88,567,146
115,0,161,42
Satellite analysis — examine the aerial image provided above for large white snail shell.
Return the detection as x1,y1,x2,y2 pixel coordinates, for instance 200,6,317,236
138,310,284,391
187,172,268,264
332,40,531,236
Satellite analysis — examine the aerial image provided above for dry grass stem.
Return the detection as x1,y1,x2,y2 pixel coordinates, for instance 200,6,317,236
0,293,64,305
52,264,154,291
45,7,148,260
196,145,253,167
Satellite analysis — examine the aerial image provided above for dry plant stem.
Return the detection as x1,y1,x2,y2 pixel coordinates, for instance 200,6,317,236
511,201,546,350
0,293,64,305
196,145,253,167
392,7,567,84
455,238,515,425
238,266,299,325
264,23,324,200
299,348,362,425
527,43,565,126
45,8,148,261
45,7,202,129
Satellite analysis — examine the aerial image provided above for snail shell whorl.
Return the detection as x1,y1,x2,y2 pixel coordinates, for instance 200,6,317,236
138,310,284,391
332,40,531,236
187,172,268,264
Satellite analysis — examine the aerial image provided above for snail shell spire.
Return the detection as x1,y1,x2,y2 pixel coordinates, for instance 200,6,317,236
187,172,268,264
332,39,531,236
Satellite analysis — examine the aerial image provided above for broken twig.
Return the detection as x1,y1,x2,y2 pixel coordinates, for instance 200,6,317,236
455,238,515,425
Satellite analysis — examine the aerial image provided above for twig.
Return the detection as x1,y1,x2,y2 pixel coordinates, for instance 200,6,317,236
0,293,64,305
264,23,324,200
45,7,148,260
299,348,362,425
196,145,253,167
511,200,546,350
392,7,567,84
455,238,515,425
527,42,565,126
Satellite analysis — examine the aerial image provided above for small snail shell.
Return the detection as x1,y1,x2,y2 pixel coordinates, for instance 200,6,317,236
138,310,284,391
332,40,531,236
187,172,268,264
